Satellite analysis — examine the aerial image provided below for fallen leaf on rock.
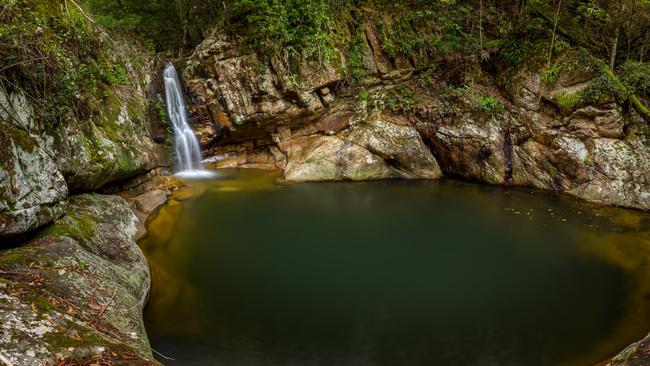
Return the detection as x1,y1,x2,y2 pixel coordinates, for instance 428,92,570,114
88,297,103,311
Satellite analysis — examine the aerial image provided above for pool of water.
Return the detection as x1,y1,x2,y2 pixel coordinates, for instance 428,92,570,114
141,170,650,366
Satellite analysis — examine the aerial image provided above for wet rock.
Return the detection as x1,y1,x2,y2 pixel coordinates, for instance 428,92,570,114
0,91,68,236
116,173,185,241
185,30,343,144
153,134,167,144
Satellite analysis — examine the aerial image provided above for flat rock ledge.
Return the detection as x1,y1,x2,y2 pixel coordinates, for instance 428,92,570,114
0,188,176,365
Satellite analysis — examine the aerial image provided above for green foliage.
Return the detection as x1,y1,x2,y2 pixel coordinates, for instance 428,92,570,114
346,27,370,83
582,73,627,105
540,64,562,84
87,0,220,51
374,10,439,61
499,39,533,69
478,95,504,116
436,20,464,54
230,0,336,61
620,61,650,98
153,98,168,122
552,39,571,54
363,84,418,113
540,48,599,85
0,0,137,127
102,65,128,85
555,91,582,110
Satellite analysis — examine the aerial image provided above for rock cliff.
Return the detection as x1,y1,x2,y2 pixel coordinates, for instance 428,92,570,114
0,1,164,237
183,25,649,210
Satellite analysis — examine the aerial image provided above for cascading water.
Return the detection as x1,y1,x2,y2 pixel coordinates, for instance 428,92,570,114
163,63,214,178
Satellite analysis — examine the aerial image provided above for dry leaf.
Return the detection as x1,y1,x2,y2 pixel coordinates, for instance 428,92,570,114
88,298,103,311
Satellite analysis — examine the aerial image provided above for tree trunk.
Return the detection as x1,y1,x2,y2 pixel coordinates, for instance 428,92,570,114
610,29,619,69
609,0,624,69
479,0,483,50
547,0,562,67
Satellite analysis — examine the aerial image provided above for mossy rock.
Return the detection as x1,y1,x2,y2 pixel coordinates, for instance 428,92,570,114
0,194,158,366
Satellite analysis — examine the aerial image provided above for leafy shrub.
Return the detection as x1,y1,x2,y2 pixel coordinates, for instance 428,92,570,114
363,85,417,113
0,1,136,125
231,0,335,61
540,64,562,84
498,39,532,69
620,61,650,98
478,95,504,116
102,66,128,85
582,74,627,105
375,10,438,60
346,27,370,83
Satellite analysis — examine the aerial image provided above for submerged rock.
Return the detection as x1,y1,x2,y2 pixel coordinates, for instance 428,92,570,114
0,194,158,365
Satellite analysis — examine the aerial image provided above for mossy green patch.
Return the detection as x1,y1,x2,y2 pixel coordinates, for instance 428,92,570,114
539,48,599,85
0,251,26,266
42,319,129,354
555,91,582,112
37,214,97,242
581,71,627,106
478,95,504,116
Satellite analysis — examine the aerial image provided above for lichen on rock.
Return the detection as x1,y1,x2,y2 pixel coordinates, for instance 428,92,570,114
0,194,159,365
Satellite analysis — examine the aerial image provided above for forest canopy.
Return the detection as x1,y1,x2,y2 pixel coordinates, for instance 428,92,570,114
84,0,650,68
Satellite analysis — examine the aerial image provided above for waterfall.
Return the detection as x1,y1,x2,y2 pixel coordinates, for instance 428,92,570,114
163,63,214,178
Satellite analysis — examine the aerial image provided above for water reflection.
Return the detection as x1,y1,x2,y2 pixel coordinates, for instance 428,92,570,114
141,171,650,366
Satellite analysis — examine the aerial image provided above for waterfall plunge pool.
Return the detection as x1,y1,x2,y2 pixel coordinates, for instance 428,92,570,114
141,170,650,366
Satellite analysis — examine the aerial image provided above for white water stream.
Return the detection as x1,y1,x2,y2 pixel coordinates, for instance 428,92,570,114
163,63,214,178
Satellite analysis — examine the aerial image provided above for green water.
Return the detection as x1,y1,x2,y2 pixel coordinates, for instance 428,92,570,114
142,170,650,366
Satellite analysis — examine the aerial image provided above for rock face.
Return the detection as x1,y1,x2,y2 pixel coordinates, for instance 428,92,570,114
0,194,158,365
0,9,164,237
186,28,441,183
607,333,650,366
0,82,162,236
184,28,649,210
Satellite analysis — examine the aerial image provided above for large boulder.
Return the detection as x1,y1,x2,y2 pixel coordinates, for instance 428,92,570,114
0,68,161,237
411,47,650,210
0,194,158,365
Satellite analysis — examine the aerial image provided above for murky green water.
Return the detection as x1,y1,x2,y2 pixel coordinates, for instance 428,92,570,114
141,170,650,366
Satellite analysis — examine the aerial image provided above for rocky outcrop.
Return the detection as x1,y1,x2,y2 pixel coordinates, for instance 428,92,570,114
607,333,650,365
184,27,649,210
0,80,162,236
185,27,441,182
0,2,166,237
409,49,649,210
0,194,158,365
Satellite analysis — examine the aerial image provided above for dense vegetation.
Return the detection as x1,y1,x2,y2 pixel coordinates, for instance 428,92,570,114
84,0,650,64
83,0,650,114
1,0,649,132
0,0,147,129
